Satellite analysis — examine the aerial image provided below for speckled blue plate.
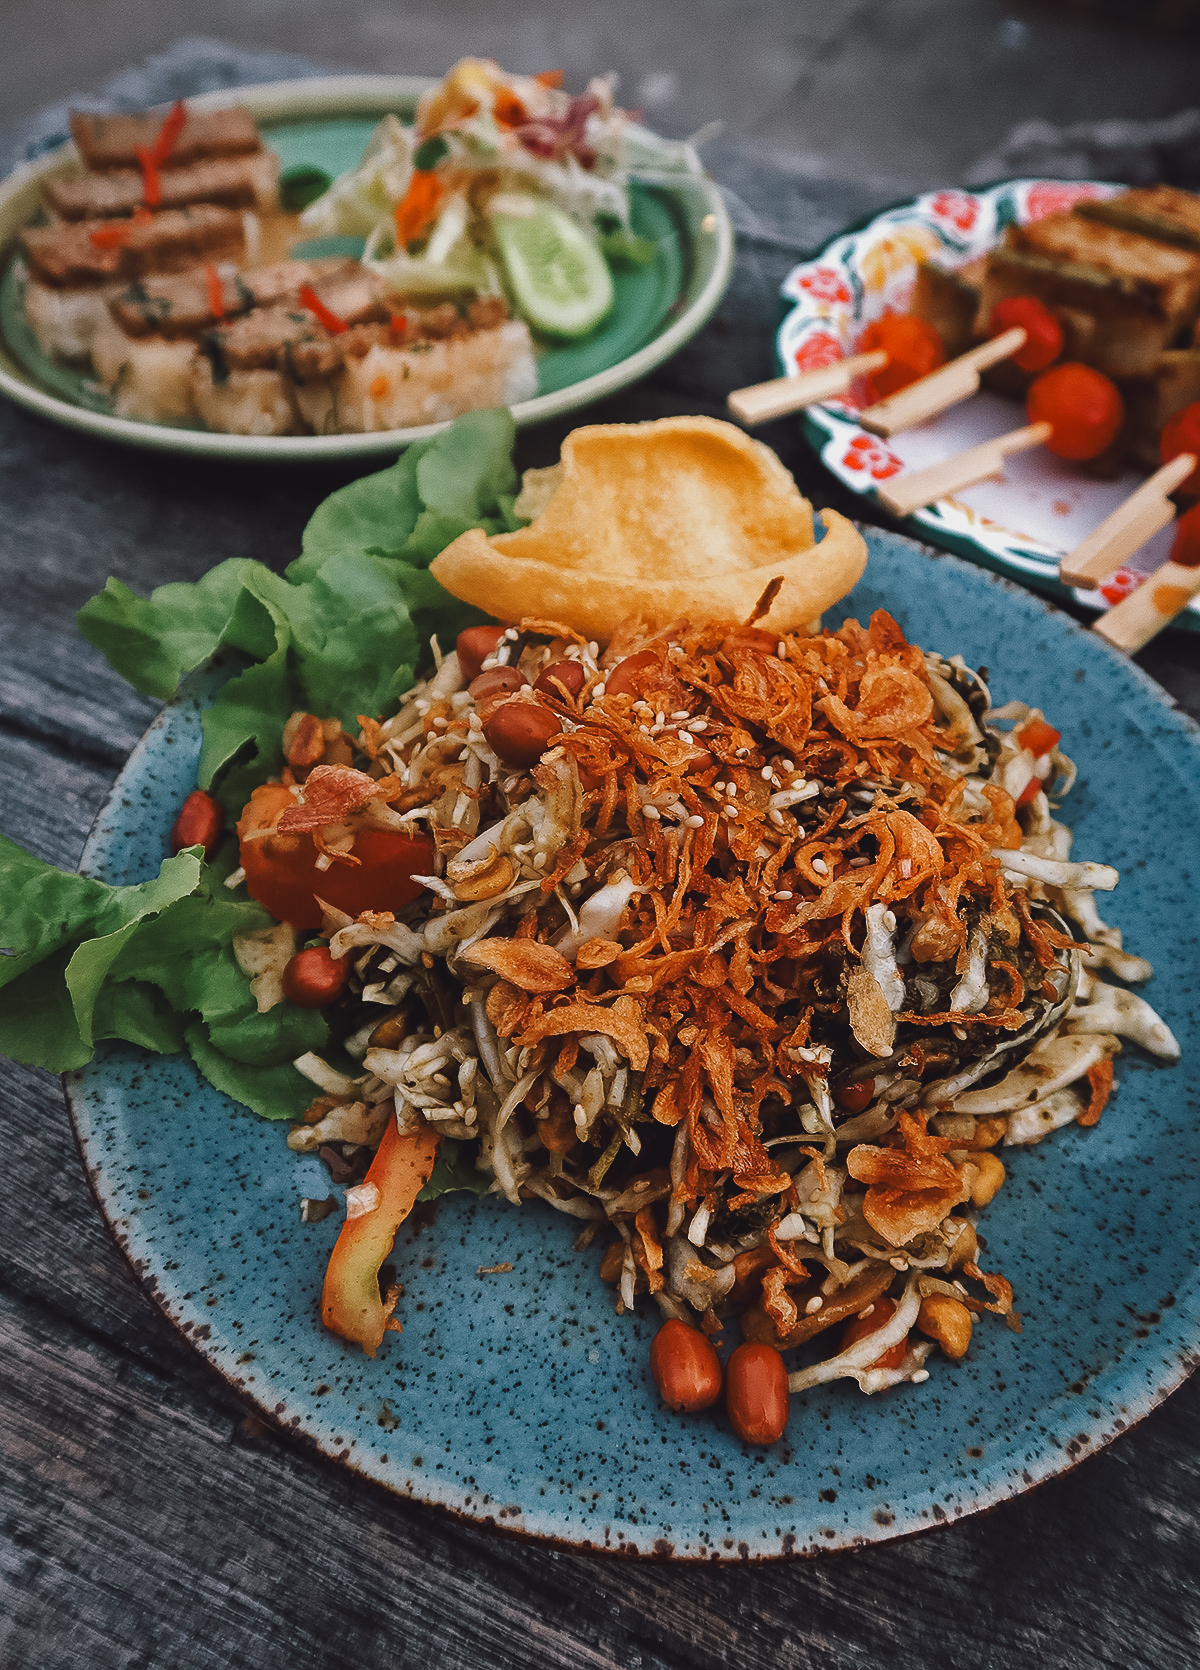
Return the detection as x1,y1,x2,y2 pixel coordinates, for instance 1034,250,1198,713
65,528,1200,1559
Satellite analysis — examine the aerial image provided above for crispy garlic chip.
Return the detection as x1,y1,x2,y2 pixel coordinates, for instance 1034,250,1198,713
430,416,868,639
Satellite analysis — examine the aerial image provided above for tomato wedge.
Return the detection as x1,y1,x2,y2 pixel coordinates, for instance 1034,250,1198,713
236,782,434,930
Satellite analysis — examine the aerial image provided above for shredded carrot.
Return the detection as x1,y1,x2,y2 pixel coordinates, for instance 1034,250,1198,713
534,69,564,87
204,262,225,321
299,284,348,334
493,88,529,128
394,169,443,250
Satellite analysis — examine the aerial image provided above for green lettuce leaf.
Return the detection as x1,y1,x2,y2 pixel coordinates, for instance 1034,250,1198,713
418,1138,492,1201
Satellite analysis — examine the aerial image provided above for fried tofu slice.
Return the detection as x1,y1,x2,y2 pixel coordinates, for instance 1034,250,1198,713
976,213,1200,378
70,106,259,170
1078,185,1200,254
43,151,280,220
431,416,868,639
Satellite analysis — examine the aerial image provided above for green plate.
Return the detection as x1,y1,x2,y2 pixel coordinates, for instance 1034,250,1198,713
0,75,732,460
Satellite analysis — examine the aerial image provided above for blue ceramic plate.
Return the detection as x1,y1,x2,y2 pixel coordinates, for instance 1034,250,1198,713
65,529,1200,1558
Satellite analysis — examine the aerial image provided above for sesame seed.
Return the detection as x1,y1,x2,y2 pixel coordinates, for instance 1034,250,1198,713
685,814,704,828
503,627,519,640
671,710,690,721
889,1256,908,1270
781,758,795,771
773,890,793,901
592,684,606,699
726,782,738,797
587,641,599,657
858,1304,875,1319
911,1370,930,1384
777,641,787,658
655,712,665,725
760,766,774,780
768,809,785,827
573,1104,587,1128
735,747,750,757
432,715,448,729
532,853,546,868
687,719,708,733
811,856,828,875
850,856,870,868
480,657,498,672
723,805,739,820
804,1296,823,1314
643,805,661,821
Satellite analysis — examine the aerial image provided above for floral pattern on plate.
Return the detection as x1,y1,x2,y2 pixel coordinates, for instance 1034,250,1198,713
778,179,1199,631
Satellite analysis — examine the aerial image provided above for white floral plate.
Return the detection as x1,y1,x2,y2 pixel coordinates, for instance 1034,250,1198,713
779,179,1200,633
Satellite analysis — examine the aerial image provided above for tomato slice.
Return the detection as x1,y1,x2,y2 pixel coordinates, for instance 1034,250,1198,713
237,782,434,930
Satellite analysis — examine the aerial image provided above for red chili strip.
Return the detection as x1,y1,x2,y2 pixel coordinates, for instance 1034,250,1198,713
299,283,348,334
204,262,226,322
151,99,187,165
88,221,129,250
135,144,161,207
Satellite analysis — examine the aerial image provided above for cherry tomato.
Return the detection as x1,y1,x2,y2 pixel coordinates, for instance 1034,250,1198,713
456,624,506,682
1170,500,1200,568
1017,717,1061,758
169,789,224,860
859,314,946,402
534,659,585,700
650,1319,723,1413
1159,402,1200,498
839,1298,907,1370
1027,363,1124,462
725,1341,789,1445
237,783,434,930
835,1077,875,1114
989,295,1064,373
481,699,561,769
282,946,350,1008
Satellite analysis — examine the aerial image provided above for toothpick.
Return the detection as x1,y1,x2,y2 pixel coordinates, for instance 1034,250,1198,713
857,327,1028,437
1060,453,1198,588
875,422,1053,519
1092,560,1200,653
726,351,888,428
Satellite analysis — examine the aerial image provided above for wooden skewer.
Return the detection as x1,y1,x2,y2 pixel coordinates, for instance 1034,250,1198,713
857,327,1028,437
875,422,1053,519
726,351,888,428
1059,453,1198,588
1092,559,1200,653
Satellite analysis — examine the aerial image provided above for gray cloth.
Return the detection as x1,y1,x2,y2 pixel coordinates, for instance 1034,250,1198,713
966,106,1200,188
0,36,332,173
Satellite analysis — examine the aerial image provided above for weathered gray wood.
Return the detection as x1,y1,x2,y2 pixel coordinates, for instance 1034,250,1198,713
0,98,1198,1670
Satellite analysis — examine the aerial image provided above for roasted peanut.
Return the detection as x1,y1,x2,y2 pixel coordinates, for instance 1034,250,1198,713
469,666,528,702
917,1295,974,1360
169,789,224,859
943,1217,978,1271
534,659,585,700
456,624,506,682
283,711,326,768
602,649,659,698
970,1151,1006,1207
482,698,561,768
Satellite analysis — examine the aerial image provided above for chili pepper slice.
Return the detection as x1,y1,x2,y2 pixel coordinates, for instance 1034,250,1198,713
204,261,226,322
321,1115,442,1356
298,283,348,334
151,98,187,165
88,221,129,250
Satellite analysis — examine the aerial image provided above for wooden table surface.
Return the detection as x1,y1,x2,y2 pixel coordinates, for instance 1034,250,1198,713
2,134,1199,1670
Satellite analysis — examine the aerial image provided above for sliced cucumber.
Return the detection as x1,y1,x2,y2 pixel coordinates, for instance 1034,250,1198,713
489,198,614,339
